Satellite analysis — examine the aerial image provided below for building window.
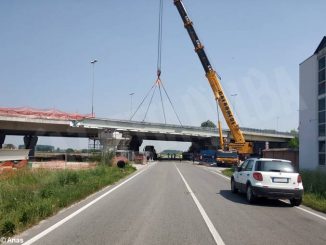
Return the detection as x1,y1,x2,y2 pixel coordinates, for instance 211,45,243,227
319,141,325,152
318,57,326,95
319,153,325,166
319,56,325,70
319,111,326,124
319,69,325,83
318,96,326,136
319,81,326,95
319,139,325,166
319,98,325,111
319,124,325,137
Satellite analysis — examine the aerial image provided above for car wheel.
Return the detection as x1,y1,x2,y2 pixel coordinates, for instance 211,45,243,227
231,179,238,193
290,198,302,206
246,185,256,204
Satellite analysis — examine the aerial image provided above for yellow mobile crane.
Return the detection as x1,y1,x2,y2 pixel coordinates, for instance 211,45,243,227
173,0,253,155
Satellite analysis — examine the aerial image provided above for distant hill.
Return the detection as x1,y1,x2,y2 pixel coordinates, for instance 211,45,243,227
160,150,182,154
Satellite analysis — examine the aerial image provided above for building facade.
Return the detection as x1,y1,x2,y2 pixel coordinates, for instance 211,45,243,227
299,36,326,170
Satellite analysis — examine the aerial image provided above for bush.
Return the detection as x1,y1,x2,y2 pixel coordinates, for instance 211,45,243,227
100,151,114,166
88,151,114,166
1,221,16,236
300,170,326,213
301,170,326,197
58,171,79,186
89,153,102,163
19,211,30,225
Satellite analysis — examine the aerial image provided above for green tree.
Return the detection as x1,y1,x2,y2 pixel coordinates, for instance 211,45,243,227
65,148,75,153
290,129,298,137
289,137,299,149
201,120,216,128
289,129,299,149
3,144,16,149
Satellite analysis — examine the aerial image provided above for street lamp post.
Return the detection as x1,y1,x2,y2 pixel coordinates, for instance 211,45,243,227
129,92,135,119
90,59,98,117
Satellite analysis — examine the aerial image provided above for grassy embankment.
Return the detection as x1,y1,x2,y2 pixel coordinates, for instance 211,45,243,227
221,168,326,213
0,154,136,237
300,171,326,213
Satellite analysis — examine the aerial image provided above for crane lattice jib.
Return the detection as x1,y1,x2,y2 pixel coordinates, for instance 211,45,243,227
173,0,253,154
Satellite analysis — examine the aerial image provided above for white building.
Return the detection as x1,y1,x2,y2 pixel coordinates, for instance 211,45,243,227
299,36,326,170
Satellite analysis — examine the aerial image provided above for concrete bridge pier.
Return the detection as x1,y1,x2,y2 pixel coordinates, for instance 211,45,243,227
128,136,143,152
117,133,133,150
0,132,5,149
99,130,130,153
99,130,120,152
189,137,218,153
24,135,38,157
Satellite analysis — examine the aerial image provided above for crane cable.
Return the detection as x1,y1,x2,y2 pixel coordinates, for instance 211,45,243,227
161,82,183,126
156,0,167,123
130,83,156,120
156,0,182,125
130,0,182,126
143,84,158,122
157,0,163,78
130,0,165,122
158,82,167,124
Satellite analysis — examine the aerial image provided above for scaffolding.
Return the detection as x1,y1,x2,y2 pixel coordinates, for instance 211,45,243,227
0,107,92,120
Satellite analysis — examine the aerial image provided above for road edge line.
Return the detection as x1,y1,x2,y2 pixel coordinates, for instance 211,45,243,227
22,164,153,245
175,164,225,245
294,206,326,221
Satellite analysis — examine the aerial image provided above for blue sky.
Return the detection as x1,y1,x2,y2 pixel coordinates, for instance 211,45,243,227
1,0,325,151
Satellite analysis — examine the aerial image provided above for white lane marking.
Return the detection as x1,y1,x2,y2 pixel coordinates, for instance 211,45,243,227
202,166,326,222
23,164,154,245
208,170,231,181
175,165,225,245
294,205,326,222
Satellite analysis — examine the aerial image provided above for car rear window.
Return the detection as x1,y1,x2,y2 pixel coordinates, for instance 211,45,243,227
255,160,295,173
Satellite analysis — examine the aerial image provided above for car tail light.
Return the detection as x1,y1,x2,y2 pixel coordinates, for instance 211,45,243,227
253,172,263,181
297,175,302,183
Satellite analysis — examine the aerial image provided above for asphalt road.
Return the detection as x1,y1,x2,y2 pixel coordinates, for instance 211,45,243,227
18,161,326,245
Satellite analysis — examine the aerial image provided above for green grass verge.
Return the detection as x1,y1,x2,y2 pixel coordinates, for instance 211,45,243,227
0,165,136,237
221,168,234,178
302,193,326,213
300,170,326,213
221,168,326,213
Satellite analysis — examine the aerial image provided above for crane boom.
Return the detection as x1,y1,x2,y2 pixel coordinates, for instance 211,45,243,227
173,0,253,154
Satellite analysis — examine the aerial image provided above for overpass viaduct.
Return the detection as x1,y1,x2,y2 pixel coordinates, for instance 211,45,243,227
0,115,293,154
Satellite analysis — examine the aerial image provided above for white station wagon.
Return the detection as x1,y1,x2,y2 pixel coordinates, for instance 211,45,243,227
231,158,304,206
